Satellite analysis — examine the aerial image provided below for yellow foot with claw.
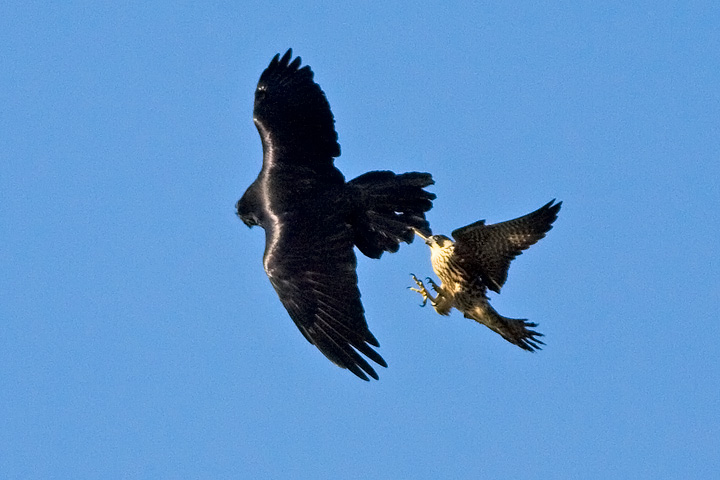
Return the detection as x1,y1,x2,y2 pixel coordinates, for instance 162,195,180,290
409,274,432,307
426,277,440,293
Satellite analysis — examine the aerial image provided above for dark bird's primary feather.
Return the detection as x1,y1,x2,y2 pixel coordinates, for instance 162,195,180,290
410,200,561,352
237,50,435,381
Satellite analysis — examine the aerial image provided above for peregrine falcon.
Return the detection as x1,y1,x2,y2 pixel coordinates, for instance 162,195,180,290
236,50,436,381
410,200,561,351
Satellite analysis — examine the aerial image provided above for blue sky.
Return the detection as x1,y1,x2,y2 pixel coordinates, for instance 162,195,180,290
2,2,718,478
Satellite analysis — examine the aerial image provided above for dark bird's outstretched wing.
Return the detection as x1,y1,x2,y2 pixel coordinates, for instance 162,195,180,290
451,200,562,293
264,218,386,381
238,50,433,380
253,48,341,168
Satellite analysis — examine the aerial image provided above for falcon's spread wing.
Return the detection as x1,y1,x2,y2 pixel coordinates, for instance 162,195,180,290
451,200,562,293
253,49,341,168
263,218,386,381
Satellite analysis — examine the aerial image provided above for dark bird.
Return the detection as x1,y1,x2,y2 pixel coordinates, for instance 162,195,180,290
236,50,435,381
410,200,561,351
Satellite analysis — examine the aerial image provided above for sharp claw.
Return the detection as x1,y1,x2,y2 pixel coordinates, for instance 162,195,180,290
409,283,430,307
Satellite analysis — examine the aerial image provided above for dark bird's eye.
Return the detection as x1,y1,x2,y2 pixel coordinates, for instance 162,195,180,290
255,87,267,101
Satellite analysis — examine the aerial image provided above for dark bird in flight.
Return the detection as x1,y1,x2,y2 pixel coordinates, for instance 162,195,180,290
410,200,561,351
236,50,435,381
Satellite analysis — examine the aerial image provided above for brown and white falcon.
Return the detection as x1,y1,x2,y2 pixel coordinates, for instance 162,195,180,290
410,200,561,351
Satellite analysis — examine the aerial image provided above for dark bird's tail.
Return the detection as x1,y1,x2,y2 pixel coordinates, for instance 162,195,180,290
465,302,545,352
349,171,435,259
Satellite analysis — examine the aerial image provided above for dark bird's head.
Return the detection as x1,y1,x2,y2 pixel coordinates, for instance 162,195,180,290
236,192,261,228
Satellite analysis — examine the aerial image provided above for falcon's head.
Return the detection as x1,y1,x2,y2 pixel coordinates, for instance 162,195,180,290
412,229,455,261
424,235,453,250
413,229,452,249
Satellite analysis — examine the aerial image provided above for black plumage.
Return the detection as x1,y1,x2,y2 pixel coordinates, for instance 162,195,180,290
236,50,435,380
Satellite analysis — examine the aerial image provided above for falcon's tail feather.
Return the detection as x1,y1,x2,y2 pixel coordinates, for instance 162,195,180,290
465,302,545,352
349,171,435,259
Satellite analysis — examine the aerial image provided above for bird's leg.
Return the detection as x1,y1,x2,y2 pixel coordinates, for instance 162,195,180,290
430,289,453,316
409,274,437,307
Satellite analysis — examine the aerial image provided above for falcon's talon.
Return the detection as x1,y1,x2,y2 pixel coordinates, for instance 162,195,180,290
409,273,437,307
409,286,429,306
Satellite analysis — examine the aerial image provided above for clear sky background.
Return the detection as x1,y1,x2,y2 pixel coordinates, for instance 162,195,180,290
2,2,718,479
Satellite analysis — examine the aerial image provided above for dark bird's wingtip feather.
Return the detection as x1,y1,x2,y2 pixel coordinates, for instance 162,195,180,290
349,365,372,381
